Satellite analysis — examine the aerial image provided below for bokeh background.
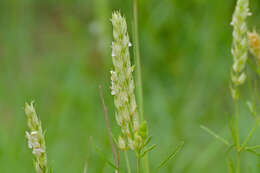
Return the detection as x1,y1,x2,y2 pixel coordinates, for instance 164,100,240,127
1,0,260,172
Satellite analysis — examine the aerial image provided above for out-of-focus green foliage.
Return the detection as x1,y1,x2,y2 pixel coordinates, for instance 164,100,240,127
0,0,260,172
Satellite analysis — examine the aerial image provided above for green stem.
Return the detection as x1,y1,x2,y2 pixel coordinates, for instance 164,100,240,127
133,0,144,121
236,152,240,173
124,151,132,173
137,155,141,173
233,99,241,173
234,100,240,150
133,0,149,173
245,145,260,150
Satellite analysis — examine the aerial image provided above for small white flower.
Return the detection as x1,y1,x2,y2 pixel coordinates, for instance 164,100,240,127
32,147,45,157
25,131,39,149
118,136,127,150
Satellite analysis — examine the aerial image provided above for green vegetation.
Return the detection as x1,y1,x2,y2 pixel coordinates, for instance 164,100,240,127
1,0,260,172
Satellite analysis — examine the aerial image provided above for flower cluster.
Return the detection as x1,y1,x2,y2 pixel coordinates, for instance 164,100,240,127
25,102,48,173
110,11,147,151
230,0,251,99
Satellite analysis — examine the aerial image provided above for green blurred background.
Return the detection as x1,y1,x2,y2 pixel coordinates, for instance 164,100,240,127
1,0,260,172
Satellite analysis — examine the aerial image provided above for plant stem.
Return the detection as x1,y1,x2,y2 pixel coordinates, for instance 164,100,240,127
124,151,132,173
137,155,141,173
133,0,149,173
234,100,240,150
245,145,260,150
234,100,240,173
236,152,240,173
133,0,143,121
99,86,119,171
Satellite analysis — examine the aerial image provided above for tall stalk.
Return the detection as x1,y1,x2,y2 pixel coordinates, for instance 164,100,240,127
133,0,144,121
133,1,149,173
124,151,132,173
233,101,241,173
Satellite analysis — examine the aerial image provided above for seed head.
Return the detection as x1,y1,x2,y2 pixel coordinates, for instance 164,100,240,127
110,11,147,151
25,102,48,173
230,0,250,100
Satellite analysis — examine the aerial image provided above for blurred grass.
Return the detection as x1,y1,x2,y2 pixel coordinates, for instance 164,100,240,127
0,0,260,172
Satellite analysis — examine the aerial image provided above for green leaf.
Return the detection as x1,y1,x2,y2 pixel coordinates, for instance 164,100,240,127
200,125,230,146
225,144,235,156
144,136,152,147
91,139,118,170
152,141,184,173
245,145,260,150
141,144,157,158
245,149,260,157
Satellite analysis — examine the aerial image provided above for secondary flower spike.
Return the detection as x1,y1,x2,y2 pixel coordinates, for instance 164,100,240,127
25,102,48,173
230,0,251,100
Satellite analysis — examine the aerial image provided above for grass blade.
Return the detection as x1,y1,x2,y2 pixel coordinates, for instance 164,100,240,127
245,145,260,150
245,149,260,157
141,144,157,158
200,125,230,146
152,141,184,173
91,138,119,170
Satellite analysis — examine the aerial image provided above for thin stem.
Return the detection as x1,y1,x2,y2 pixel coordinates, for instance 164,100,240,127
133,0,149,172
233,99,240,173
240,121,258,151
124,151,132,173
137,155,141,173
236,152,240,173
200,125,230,146
99,86,119,172
133,0,143,121
234,100,240,150
245,145,260,150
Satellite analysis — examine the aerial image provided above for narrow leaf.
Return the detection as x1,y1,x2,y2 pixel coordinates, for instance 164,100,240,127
200,125,230,146
152,141,184,173
225,144,235,156
245,145,260,150
144,136,152,147
92,139,119,170
141,144,157,158
246,149,260,157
